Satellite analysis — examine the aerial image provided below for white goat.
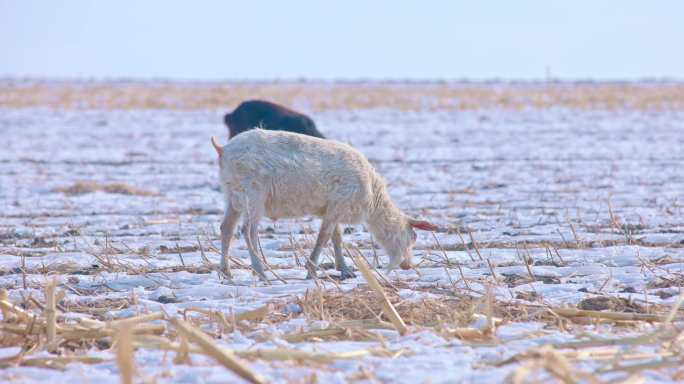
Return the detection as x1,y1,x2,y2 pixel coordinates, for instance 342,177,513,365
211,129,437,280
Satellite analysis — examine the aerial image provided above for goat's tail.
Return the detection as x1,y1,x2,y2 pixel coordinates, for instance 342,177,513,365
211,136,223,156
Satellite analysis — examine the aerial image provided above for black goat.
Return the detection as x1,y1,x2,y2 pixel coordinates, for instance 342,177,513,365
224,100,324,139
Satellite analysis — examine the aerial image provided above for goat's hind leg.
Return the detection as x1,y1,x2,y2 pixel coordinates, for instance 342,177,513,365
332,224,355,279
239,191,268,281
305,219,335,279
244,219,267,281
219,205,241,278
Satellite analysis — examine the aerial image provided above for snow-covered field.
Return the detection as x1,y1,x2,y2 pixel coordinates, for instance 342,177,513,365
2,91,684,383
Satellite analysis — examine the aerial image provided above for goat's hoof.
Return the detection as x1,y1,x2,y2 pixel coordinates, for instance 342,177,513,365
219,275,234,285
305,264,318,280
339,269,356,280
305,268,318,279
218,268,232,280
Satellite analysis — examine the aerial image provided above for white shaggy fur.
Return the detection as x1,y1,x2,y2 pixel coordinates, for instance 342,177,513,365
213,129,436,280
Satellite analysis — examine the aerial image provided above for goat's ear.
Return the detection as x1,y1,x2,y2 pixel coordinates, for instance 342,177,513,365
211,136,223,157
408,219,438,231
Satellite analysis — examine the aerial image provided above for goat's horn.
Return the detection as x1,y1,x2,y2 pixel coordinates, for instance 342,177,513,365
408,219,438,231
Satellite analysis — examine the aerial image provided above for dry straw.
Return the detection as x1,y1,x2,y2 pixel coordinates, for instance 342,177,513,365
169,318,267,384
0,264,682,381
44,280,57,352
0,288,12,321
54,181,157,196
115,325,135,384
351,249,409,335
3,81,684,111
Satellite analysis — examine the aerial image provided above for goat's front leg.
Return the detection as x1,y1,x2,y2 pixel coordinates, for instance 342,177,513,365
332,224,355,279
244,220,267,281
219,205,241,278
305,219,335,279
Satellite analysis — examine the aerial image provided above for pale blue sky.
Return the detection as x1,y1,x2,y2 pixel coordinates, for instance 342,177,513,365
1,1,682,80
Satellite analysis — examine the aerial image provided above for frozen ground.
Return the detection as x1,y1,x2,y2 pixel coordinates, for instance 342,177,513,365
1,104,684,383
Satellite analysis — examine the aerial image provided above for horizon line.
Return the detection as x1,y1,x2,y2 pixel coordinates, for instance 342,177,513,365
1,76,684,85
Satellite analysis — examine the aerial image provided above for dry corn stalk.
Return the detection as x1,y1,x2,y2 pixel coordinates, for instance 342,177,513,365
25,356,108,365
185,304,270,323
20,356,108,370
45,280,58,352
540,346,579,383
133,337,370,365
59,323,165,340
0,321,165,339
78,317,107,329
115,325,135,384
173,334,191,365
283,327,348,343
442,327,489,340
236,348,370,363
235,305,270,322
505,346,597,384
170,318,266,384
109,312,165,328
0,298,39,323
283,319,394,343
351,251,408,335
0,323,44,335
0,289,11,320
551,307,667,322
440,314,502,341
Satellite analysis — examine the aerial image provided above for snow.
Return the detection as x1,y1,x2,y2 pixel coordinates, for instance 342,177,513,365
1,104,684,383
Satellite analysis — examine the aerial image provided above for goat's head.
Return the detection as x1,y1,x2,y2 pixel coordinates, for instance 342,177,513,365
383,217,438,273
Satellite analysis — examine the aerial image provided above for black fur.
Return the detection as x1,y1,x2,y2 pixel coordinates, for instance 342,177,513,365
224,100,324,139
